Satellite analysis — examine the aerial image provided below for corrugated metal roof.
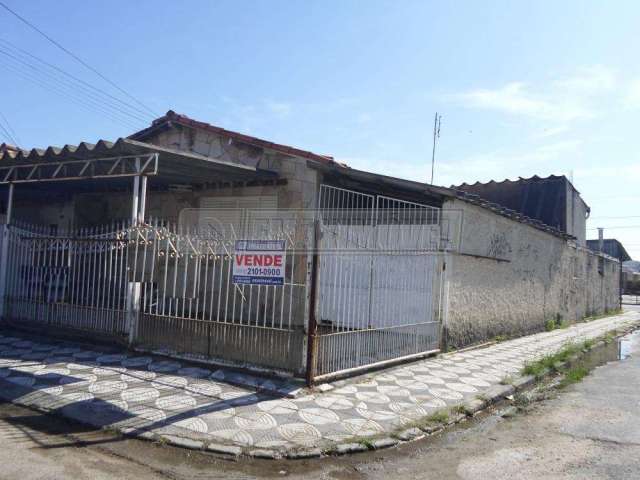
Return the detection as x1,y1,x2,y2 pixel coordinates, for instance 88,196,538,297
586,239,631,262
456,174,583,195
449,188,574,240
0,137,275,183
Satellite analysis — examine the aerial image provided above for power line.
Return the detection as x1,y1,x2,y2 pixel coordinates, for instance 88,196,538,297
587,226,640,230
0,1,157,117
0,45,149,124
0,38,152,121
2,60,143,130
0,110,20,147
0,119,16,146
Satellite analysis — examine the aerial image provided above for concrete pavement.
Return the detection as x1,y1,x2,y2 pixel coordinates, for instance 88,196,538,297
0,310,638,458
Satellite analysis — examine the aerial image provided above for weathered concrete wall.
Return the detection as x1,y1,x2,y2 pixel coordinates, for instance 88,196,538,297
12,198,75,231
443,198,620,348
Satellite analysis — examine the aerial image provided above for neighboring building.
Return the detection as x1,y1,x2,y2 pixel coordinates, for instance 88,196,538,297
586,238,631,262
0,111,621,381
454,175,590,246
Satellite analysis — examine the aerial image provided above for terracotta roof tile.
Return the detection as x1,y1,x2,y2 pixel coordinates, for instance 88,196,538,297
130,110,342,166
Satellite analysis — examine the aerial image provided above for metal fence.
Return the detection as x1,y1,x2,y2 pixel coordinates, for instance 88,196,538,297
310,185,446,379
1,187,452,381
622,294,640,305
134,213,311,374
2,221,130,336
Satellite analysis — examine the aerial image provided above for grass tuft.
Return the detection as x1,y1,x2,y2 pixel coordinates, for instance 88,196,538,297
559,366,589,388
522,339,596,379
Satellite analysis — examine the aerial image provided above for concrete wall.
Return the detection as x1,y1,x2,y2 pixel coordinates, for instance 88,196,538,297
443,198,620,348
566,183,588,246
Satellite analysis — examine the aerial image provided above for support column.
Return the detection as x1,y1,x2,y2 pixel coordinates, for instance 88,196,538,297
0,183,15,320
127,171,145,345
138,175,147,224
131,174,140,224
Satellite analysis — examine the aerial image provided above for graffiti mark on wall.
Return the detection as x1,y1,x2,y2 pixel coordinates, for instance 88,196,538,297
487,232,511,259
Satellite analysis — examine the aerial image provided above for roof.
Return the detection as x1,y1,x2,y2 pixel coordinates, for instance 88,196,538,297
586,239,632,262
456,174,584,196
452,174,590,238
0,137,274,184
313,161,575,241
0,143,19,153
126,112,574,240
450,188,574,240
129,110,341,166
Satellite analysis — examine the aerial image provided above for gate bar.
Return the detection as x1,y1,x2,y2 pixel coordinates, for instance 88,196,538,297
0,183,14,319
5,183,14,224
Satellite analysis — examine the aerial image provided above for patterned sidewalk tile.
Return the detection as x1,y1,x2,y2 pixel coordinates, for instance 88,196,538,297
0,310,638,455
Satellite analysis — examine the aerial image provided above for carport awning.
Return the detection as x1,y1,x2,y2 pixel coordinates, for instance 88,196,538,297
0,138,277,184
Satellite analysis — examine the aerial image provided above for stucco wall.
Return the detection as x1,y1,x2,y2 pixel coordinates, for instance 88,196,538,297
443,198,620,348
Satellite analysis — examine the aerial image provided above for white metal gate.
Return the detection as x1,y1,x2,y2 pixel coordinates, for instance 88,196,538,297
2,221,130,335
312,185,443,378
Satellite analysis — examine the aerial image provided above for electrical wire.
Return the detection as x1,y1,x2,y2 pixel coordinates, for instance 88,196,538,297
0,38,153,121
0,1,157,117
0,110,20,147
0,45,149,124
2,61,143,130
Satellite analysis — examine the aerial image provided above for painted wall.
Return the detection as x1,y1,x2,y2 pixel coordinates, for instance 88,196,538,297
443,198,620,348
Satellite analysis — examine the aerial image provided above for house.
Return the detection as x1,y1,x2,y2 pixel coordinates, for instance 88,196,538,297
0,111,621,382
586,238,631,262
454,175,590,246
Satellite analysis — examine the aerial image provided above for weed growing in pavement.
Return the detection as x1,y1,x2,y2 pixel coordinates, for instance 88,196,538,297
451,405,468,416
499,375,514,385
544,319,557,332
358,439,375,450
475,393,489,402
522,339,596,379
558,366,589,388
425,410,449,424
584,308,623,322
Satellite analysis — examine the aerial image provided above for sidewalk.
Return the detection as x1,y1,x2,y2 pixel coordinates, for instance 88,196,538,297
0,310,638,459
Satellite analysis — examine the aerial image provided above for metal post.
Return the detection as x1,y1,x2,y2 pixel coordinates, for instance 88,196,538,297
131,175,140,224
0,183,14,320
305,219,321,386
127,171,142,345
138,175,147,224
127,282,141,345
5,183,14,224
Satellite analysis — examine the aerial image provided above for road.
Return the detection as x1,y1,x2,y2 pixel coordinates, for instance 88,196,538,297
2,308,639,480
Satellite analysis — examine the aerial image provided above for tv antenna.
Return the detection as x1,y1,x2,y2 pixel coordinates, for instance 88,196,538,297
430,112,442,184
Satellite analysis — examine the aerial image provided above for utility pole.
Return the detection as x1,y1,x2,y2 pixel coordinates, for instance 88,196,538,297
430,113,442,185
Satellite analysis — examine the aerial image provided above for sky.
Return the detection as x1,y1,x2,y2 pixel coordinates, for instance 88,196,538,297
1,0,639,258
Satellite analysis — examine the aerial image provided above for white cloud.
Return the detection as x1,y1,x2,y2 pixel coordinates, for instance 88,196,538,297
445,66,618,127
335,140,583,188
553,65,616,94
447,81,592,124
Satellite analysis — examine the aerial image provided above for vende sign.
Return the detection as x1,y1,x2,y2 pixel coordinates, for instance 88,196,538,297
233,240,286,285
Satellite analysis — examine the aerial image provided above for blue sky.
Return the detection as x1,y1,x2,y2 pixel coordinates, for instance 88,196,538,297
1,1,639,258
